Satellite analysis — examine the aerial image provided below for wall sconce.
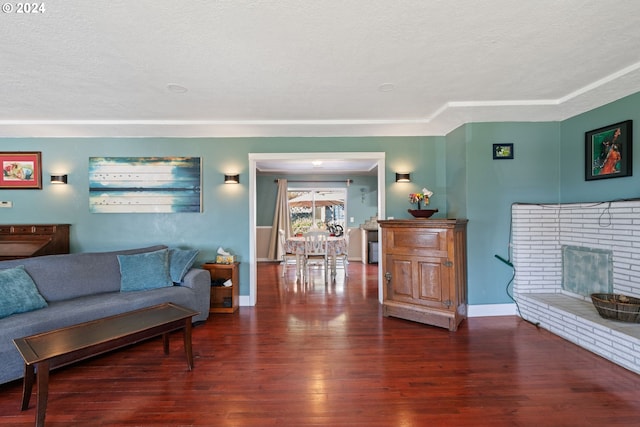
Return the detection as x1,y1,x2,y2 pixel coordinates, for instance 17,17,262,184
224,174,240,184
50,174,68,184
395,173,411,183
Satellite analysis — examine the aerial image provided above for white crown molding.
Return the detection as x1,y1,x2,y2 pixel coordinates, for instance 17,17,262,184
1,62,639,138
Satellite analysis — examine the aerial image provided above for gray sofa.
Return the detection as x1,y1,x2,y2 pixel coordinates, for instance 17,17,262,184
0,245,210,385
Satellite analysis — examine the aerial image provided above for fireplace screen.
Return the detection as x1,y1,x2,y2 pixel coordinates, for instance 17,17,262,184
562,245,613,297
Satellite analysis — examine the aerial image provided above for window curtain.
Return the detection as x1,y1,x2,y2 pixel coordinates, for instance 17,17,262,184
267,179,291,260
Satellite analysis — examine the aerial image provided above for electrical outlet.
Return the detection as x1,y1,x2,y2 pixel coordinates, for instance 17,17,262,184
349,217,354,223
0,201,12,208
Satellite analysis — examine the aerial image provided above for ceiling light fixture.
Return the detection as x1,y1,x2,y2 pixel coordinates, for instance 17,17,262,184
167,83,188,93
378,83,395,92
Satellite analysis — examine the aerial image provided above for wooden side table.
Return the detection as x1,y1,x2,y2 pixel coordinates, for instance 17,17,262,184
201,262,239,313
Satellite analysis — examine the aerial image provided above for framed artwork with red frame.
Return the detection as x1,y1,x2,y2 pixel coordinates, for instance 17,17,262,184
0,152,43,189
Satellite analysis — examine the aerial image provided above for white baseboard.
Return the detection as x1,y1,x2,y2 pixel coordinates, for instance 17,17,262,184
238,296,517,316
467,303,517,317
239,295,253,307
246,263,518,315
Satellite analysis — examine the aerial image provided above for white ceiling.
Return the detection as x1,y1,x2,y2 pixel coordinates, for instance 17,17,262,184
2,1,640,138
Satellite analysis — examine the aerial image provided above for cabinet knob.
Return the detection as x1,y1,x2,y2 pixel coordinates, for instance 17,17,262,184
384,272,392,283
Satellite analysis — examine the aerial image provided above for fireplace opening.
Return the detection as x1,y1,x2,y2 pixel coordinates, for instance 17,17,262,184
561,245,613,299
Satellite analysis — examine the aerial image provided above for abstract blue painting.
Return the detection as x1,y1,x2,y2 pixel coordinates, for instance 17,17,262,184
89,157,201,213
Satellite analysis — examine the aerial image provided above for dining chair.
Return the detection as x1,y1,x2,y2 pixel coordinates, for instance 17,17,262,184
303,230,329,283
337,228,351,277
278,229,297,277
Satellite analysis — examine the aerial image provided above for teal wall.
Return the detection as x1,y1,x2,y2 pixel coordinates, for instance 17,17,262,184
559,92,640,202
0,136,441,298
445,125,468,219
0,138,251,290
1,93,639,305
386,136,448,219
450,122,561,304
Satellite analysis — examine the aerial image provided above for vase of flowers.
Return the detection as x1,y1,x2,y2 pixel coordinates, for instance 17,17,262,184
408,187,438,218
409,188,432,210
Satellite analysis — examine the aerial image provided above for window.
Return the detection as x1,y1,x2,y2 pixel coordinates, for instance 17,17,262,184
288,188,346,236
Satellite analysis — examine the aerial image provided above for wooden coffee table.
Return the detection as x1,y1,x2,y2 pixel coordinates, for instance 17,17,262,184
13,302,199,427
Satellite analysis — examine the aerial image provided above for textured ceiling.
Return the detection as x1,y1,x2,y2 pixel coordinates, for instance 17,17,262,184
2,1,640,137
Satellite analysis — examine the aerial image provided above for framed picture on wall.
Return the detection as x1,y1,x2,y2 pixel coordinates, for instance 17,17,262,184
585,120,632,181
88,157,202,213
493,143,514,159
0,151,42,189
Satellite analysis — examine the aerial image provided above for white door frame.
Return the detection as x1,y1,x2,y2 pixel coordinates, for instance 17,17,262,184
246,152,386,306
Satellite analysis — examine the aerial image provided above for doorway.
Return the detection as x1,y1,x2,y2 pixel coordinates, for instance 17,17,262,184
248,152,386,306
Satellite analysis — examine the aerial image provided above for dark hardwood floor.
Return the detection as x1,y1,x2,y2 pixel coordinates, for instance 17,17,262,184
1,262,639,426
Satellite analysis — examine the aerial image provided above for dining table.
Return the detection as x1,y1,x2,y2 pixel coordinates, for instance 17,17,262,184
284,235,347,277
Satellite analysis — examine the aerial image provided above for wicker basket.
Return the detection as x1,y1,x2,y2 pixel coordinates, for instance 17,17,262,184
590,293,640,323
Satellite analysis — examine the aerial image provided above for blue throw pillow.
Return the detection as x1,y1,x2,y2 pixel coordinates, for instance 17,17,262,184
169,248,199,283
117,248,173,292
0,265,48,319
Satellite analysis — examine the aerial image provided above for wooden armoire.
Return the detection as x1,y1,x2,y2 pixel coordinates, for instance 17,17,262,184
378,218,468,331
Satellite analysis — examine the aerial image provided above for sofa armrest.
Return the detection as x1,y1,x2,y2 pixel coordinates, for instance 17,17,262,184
179,268,210,322
180,268,208,289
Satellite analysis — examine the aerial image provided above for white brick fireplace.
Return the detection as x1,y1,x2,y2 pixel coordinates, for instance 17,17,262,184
512,201,640,374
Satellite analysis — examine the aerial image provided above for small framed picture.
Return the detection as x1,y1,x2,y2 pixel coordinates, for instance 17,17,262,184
585,120,632,181
493,143,514,160
0,152,42,189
